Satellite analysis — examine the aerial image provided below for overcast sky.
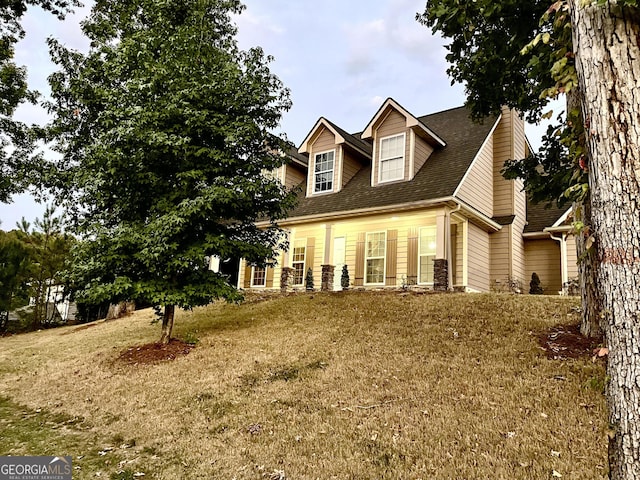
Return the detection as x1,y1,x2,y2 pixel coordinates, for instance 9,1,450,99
0,0,550,228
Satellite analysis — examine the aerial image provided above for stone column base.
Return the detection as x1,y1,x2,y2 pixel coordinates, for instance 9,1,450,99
434,259,449,292
280,267,294,293
321,265,335,292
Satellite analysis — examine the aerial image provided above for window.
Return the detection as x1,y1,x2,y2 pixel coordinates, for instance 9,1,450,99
365,232,386,284
379,133,405,183
292,246,306,286
314,150,334,193
251,266,266,287
419,226,437,284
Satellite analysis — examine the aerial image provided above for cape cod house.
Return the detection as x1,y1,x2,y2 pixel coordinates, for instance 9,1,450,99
237,98,576,294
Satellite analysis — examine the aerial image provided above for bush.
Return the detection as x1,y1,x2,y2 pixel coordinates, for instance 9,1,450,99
341,265,350,290
305,268,314,291
529,272,544,295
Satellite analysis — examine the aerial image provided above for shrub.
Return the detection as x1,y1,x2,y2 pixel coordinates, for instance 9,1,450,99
529,272,544,295
305,268,314,291
341,265,350,290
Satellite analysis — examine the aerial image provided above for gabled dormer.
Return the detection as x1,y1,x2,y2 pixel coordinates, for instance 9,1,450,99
361,98,446,187
299,118,371,197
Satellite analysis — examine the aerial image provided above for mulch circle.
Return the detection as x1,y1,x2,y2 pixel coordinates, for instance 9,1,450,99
538,322,603,360
116,339,194,365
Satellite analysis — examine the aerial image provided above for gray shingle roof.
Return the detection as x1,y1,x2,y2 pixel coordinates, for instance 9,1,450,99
286,106,497,219
524,198,571,233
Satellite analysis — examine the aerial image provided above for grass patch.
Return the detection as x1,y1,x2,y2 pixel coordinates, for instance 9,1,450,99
0,293,608,479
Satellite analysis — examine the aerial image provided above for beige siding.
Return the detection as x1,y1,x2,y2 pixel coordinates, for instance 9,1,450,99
413,134,434,177
566,235,579,279
456,135,494,217
342,150,362,187
490,227,511,286
285,164,306,190
493,112,515,216
307,127,337,197
467,222,491,292
373,109,409,187
525,239,562,294
511,178,527,283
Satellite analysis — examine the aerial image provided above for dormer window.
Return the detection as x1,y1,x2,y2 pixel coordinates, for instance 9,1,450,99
379,133,405,183
314,150,335,193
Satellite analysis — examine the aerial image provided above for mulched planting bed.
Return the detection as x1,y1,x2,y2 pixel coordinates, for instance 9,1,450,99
116,339,194,365
538,322,604,360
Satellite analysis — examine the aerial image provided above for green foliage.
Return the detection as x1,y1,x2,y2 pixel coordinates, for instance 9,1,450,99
341,264,350,290
305,268,314,291
0,0,80,202
45,0,296,320
419,0,588,208
0,230,31,314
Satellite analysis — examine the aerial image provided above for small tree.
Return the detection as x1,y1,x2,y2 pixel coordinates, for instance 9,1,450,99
46,0,296,344
341,264,350,290
529,272,544,295
305,268,314,291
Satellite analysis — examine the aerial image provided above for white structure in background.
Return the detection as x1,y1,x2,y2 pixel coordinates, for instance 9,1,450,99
29,283,77,323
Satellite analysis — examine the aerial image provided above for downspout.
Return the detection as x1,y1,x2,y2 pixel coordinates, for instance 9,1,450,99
549,232,568,294
447,203,462,290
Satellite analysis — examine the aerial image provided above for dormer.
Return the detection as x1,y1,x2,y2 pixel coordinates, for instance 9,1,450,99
361,98,446,187
262,146,308,191
299,118,371,197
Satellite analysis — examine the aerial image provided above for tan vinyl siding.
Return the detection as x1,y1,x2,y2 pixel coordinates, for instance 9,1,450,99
490,227,510,286
493,109,515,216
467,222,491,292
456,136,494,217
454,222,464,287
373,109,409,186
566,235,579,280
525,238,562,294
284,165,306,190
307,126,337,197
511,177,527,283
413,134,434,176
342,150,362,187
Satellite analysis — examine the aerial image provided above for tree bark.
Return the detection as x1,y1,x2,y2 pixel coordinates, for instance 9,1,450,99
575,198,603,338
570,2,640,478
159,304,175,345
566,89,603,338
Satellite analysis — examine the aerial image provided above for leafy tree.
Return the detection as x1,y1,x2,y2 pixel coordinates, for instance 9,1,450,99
46,0,296,344
421,0,640,476
17,206,75,328
417,0,600,337
0,0,80,202
0,229,31,328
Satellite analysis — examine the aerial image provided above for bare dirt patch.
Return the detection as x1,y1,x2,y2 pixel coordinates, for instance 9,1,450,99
538,322,603,360
116,339,194,365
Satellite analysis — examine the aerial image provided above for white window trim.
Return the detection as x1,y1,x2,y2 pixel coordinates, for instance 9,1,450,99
291,245,306,286
250,266,266,288
312,149,336,194
418,226,437,285
364,231,387,286
378,132,406,184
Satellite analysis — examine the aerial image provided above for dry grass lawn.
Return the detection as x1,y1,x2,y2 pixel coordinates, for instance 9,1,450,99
0,292,607,479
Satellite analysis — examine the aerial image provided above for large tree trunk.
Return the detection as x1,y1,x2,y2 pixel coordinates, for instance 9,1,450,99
566,89,603,338
159,304,175,345
570,2,640,478
575,198,603,338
